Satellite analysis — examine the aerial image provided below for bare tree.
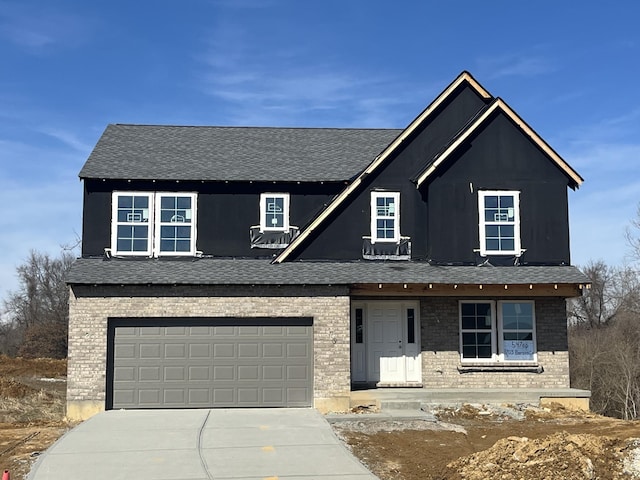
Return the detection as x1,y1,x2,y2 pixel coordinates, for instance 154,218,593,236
569,256,640,419
626,202,640,265
568,260,624,328
1,250,75,358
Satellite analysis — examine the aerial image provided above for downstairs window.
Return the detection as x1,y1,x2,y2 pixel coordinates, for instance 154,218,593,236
459,300,536,362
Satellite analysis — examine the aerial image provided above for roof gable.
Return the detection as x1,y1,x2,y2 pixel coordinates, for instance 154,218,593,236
273,71,493,263
413,98,584,189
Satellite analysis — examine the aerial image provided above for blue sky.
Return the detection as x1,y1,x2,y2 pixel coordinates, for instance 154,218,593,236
1,0,639,301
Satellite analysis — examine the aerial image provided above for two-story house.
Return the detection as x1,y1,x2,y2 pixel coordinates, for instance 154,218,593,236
66,71,590,420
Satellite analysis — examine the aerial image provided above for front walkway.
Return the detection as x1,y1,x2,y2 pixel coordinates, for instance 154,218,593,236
29,409,378,480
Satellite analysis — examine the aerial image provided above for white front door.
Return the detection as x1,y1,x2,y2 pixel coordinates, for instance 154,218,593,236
351,301,421,385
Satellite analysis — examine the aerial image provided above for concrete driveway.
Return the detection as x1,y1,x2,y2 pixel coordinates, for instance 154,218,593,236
28,408,378,480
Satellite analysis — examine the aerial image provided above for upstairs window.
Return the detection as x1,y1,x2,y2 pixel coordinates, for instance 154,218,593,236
155,194,196,254
478,190,520,256
260,193,289,232
112,192,197,257
371,192,400,243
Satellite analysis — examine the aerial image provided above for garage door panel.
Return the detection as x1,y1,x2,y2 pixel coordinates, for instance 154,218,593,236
110,318,312,409
139,344,160,358
164,344,186,358
263,365,283,380
139,327,161,336
238,326,259,335
139,366,160,381
190,326,212,335
115,344,136,358
213,343,235,358
189,344,211,358
188,389,210,404
213,365,235,381
114,366,135,381
238,365,259,380
287,343,309,357
189,366,211,381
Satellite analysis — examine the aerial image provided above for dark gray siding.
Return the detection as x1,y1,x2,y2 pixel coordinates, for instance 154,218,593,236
425,111,571,265
81,179,339,258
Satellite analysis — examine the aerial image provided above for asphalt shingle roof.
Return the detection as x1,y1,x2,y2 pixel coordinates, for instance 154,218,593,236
79,125,402,182
67,258,589,286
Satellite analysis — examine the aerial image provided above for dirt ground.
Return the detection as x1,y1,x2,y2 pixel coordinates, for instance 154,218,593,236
333,404,640,480
0,356,70,479
2,356,640,479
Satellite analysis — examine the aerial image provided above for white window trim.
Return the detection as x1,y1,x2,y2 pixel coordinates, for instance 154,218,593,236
497,300,537,363
259,193,290,233
459,300,537,363
111,191,197,257
111,192,154,257
459,300,497,363
478,190,521,256
153,192,198,257
370,191,400,243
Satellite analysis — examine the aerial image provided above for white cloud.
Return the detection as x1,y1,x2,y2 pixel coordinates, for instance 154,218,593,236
477,52,555,80
195,23,437,128
0,2,91,52
37,127,94,153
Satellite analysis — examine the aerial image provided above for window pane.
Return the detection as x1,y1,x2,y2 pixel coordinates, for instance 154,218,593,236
462,332,476,346
485,209,498,222
499,196,514,209
177,226,191,238
461,316,476,329
477,346,492,358
484,196,498,208
376,219,395,238
175,240,191,252
161,196,174,209
486,225,499,237
504,332,533,341
132,239,147,252
461,304,475,316
463,345,477,358
159,225,191,253
355,309,364,344
118,196,133,208
501,239,515,251
265,197,285,228
503,316,518,329
160,196,192,224
177,196,191,209
407,309,415,344
477,332,492,345
500,225,514,237
501,302,534,360
476,303,491,317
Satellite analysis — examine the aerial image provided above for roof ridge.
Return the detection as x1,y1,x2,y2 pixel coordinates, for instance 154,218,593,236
110,123,403,132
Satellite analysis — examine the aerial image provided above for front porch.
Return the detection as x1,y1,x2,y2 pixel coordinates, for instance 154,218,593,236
349,387,591,412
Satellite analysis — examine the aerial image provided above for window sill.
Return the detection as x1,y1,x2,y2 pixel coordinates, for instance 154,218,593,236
458,363,542,374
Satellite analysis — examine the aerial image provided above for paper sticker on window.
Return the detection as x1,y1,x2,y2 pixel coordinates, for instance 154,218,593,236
503,340,533,360
388,202,395,214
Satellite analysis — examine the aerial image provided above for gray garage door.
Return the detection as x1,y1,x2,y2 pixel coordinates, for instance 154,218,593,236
109,318,313,409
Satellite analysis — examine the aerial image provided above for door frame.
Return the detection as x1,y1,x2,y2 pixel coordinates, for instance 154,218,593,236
350,300,422,386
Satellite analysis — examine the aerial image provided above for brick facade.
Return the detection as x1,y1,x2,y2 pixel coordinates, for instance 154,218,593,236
68,285,572,420
67,284,351,419
420,297,569,388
